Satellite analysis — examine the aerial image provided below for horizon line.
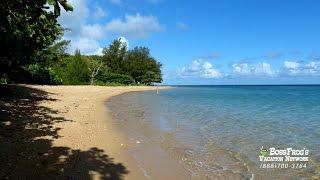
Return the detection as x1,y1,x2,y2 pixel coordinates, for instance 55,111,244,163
161,84,320,86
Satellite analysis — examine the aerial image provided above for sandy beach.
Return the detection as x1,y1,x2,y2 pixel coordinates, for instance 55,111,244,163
0,85,188,179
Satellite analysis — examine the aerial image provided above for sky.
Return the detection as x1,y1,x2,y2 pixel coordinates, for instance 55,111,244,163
57,0,320,85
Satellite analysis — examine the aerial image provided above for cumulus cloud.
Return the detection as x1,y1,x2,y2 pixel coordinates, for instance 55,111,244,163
178,59,222,78
305,61,320,75
178,59,320,80
93,6,108,19
232,63,250,75
230,62,276,77
105,14,165,38
253,62,276,76
81,24,105,40
283,61,320,76
230,60,320,78
58,0,89,38
283,61,301,75
57,0,163,54
58,0,102,54
202,62,222,78
72,38,103,55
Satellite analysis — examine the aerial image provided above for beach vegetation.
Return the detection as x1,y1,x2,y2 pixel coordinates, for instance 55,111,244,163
0,0,73,83
0,1,162,86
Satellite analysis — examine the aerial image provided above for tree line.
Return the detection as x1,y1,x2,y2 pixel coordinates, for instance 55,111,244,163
0,0,162,85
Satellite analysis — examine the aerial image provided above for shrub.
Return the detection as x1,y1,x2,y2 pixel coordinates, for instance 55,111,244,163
61,50,90,85
22,64,62,84
96,72,134,85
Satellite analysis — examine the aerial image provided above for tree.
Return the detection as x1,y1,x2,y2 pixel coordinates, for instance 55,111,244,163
102,39,127,74
64,49,90,85
38,39,71,67
0,0,72,82
141,71,162,85
47,0,73,17
96,72,134,85
123,47,162,85
88,56,104,85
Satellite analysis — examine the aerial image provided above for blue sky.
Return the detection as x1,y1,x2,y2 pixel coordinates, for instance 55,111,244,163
58,0,320,85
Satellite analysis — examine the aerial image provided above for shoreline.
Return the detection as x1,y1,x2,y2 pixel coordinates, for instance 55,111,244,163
0,85,187,179
2,85,318,179
105,87,319,179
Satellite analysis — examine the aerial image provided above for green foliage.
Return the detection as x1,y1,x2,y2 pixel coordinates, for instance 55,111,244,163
48,50,90,85
47,0,73,16
102,39,127,74
96,71,134,85
23,64,62,85
141,71,162,85
45,40,71,63
10,40,71,85
101,40,162,85
0,0,72,82
62,49,90,85
123,47,162,85
0,0,162,86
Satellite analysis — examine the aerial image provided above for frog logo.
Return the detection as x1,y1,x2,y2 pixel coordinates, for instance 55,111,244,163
260,146,268,157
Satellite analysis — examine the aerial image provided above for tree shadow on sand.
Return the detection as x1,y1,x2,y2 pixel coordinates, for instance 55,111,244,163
0,85,128,179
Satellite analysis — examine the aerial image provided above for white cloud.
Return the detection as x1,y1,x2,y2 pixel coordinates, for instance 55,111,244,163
202,62,222,78
178,59,320,80
232,63,250,75
284,61,300,69
93,6,108,19
283,61,300,75
305,61,320,75
58,0,103,55
189,59,201,72
105,14,165,38
283,61,320,76
93,47,104,56
58,0,163,55
72,38,103,55
118,36,129,48
202,62,212,69
178,59,222,78
253,62,276,76
231,62,276,77
81,24,105,40
58,0,89,37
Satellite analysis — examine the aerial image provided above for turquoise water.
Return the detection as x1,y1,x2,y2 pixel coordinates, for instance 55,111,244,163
108,86,320,179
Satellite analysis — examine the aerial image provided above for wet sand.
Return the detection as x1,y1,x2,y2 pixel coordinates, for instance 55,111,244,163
0,85,188,179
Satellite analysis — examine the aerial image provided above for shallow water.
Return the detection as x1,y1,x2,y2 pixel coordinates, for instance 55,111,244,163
107,86,320,179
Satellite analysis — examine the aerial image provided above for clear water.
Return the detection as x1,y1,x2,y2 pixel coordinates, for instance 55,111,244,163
108,86,320,179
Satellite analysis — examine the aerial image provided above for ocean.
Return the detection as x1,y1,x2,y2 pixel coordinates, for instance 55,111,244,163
107,85,320,179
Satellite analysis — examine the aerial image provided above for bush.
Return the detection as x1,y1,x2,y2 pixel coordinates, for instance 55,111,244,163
56,50,90,85
96,72,134,85
23,64,62,84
